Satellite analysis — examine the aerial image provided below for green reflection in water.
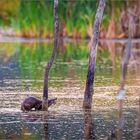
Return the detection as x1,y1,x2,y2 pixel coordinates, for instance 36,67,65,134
0,41,120,90
0,41,139,140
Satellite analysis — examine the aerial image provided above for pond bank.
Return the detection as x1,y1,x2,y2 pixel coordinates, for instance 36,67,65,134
1,35,140,44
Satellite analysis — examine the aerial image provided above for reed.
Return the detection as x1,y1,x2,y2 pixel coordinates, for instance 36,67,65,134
0,0,126,38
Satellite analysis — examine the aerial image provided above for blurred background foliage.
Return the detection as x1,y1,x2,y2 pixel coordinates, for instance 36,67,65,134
0,41,117,90
0,0,139,38
0,0,132,38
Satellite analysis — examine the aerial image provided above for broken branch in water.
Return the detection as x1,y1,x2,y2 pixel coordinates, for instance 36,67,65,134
117,30,132,100
115,11,132,140
97,36,132,140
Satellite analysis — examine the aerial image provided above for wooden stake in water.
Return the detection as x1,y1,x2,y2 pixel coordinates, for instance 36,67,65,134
116,12,132,139
42,0,59,111
117,26,132,100
83,0,106,109
116,35,132,139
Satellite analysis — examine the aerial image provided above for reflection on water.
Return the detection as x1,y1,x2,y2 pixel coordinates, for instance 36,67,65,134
117,100,124,140
134,95,140,139
0,40,140,139
84,109,95,140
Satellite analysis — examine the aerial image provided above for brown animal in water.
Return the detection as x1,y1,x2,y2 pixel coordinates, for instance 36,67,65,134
21,96,57,111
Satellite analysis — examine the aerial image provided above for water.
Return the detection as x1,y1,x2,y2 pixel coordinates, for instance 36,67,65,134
0,40,140,139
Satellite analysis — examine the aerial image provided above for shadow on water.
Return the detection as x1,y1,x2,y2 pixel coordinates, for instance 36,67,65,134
83,109,95,140
104,100,124,140
0,39,140,139
134,94,140,139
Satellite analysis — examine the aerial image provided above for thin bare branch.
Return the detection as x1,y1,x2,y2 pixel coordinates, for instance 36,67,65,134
83,0,106,109
42,0,59,110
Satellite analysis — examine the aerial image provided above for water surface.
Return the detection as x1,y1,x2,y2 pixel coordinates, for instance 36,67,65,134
0,40,140,139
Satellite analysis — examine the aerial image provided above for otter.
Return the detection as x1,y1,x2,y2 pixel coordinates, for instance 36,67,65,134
21,96,57,111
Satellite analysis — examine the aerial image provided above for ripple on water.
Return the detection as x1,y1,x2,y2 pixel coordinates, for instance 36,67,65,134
0,41,140,139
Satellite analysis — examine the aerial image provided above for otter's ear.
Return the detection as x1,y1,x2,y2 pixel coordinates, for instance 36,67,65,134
35,103,42,110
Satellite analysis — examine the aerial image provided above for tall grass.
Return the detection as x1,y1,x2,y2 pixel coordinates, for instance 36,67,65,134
11,0,54,38
0,0,125,38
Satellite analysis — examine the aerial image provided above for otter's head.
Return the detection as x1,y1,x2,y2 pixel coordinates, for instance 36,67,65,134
48,98,57,107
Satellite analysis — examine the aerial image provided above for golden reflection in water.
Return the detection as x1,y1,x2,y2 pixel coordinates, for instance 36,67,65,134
134,95,140,139
83,109,95,140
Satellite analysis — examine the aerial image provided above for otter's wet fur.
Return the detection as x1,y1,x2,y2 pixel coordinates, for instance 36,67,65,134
21,96,57,111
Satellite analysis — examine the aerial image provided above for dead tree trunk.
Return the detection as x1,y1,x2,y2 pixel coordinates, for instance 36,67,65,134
83,0,106,109
117,12,132,100
42,0,59,111
115,11,132,140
